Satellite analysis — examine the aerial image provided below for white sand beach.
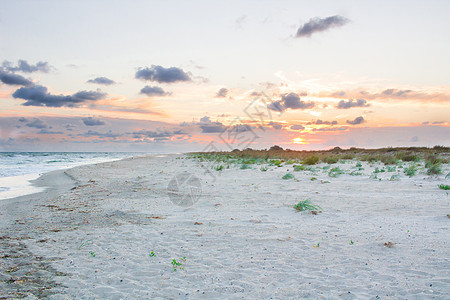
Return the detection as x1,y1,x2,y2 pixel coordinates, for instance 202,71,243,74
1,154,449,299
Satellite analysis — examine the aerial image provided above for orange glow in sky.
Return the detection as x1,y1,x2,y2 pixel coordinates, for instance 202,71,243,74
293,137,306,144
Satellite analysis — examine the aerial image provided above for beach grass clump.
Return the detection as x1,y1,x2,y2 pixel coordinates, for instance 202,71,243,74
293,164,306,171
360,154,378,163
425,154,443,175
294,200,321,212
438,184,450,190
341,153,355,160
396,152,420,162
404,164,417,177
349,171,362,176
240,164,251,170
270,159,283,167
328,167,344,177
282,173,295,180
303,155,320,165
427,163,442,175
260,166,268,172
380,155,397,165
285,160,296,165
389,174,400,181
386,166,396,172
215,165,224,171
322,155,339,164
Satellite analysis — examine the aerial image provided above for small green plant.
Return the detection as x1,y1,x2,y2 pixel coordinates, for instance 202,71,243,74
149,251,156,257
260,166,268,172
215,165,224,171
293,164,305,171
389,174,400,181
270,159,283,167
355,162,362,168
349,171,362,176
310,177,317,181
282,173,295,180
90,251,95,257
240,164,251,170
350,240,354,245
386,166,396,172
77,239,92,250
303,156,320,165
328,167,344,178
294,200,321,212
438,184,450,190
171,257,186,271
404,164,417,177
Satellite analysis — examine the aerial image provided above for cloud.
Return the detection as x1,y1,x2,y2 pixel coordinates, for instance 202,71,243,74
0,69,33,86
82,117,105,126
235,15,247,29
312,127,348,132
12,85,106,107
268,93,315,112
2,60,51,73
26,118,47,129
198,116,226,133
311,119,338,125
321,88,450,103
296,15,349,38
87,77,116,85
290,124,305,130
346,116,365,125
132,129,185,138
135,65,191,83
82,130,122,138
216,88,229,98
381,89,412,97
140,85,170,97
337,99,369,109
37,129,63,134
18,117,28,123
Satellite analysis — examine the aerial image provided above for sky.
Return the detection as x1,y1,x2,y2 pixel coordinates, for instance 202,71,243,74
0,0,449,152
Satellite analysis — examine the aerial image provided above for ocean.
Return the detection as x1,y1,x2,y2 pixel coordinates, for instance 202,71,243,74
0,152,146,200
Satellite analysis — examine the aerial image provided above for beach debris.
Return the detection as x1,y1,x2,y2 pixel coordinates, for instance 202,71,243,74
313,243,320,248
383,242,396,248
276,236,291,241
194,222,203,225
250,219,262,223
147,215,166,219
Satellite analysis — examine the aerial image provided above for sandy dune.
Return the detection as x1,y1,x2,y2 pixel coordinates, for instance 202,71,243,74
1,154,449,299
